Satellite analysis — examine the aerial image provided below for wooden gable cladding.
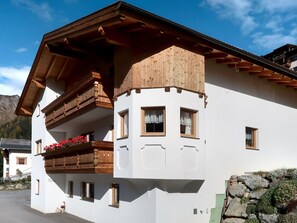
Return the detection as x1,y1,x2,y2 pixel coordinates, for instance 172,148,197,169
114,45,205,96
205,50,297,89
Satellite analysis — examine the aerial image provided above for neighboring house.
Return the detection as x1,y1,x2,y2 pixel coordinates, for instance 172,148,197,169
263,44,297,71
0,138,31,180
15,2,297,223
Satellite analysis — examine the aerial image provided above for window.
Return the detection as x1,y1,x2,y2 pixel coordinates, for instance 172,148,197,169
35,179,40,195
246,127,258,149
110,183,119,207
35,139,42,154
142,107,165,135
81,182,94,201
119,110,128,138
82,131,94,142
180,108,197,137
16,157,27,165
68,181,73,198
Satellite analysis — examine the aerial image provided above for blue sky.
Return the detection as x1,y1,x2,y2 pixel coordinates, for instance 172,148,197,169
1,0,297,95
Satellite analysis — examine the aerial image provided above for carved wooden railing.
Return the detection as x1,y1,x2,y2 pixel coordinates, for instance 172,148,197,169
42,141,113,174
42,72,113,129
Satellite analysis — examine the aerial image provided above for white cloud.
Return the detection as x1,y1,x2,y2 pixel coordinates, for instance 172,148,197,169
0,66,30,96
205,0,257,35
11,0,53,21
15,48,27,53
204,0,297,52
252,33,297,51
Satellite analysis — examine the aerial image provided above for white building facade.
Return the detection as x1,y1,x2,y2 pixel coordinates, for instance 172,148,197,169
16,2,297,223
0,138,31,180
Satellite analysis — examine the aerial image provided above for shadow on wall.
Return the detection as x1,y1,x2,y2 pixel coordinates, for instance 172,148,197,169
48,173,204,203
206,60,297,109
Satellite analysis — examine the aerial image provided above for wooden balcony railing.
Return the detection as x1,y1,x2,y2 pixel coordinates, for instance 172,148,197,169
42,141,113,174
42,72,113,130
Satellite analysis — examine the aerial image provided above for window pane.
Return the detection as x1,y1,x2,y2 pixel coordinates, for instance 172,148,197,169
246,127,257,149
180,109,196,137
144,108,164,133
120,111,128,137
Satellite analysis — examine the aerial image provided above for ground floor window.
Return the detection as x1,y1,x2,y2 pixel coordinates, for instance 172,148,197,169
81,182,94,201
35,179,40,195
68,181,73,198
110,183,119,207
246,127,258,149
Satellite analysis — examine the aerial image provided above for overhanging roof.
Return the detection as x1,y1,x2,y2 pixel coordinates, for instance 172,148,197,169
15,1,297,116
0,138,31,151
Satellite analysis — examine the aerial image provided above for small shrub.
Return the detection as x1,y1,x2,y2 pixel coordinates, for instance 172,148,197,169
241,196,249,204
273,180,297,208
292,169,297,180
286,199,297,213
267,169,288,181
256,186,277,214
246,204,256,215
278,212,297,223
245,218,259,223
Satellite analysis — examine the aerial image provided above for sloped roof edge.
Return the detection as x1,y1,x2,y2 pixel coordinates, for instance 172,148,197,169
15,1,297,116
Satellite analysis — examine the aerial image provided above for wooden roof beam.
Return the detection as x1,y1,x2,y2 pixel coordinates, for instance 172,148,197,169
216,57,241,64
20,106,33,116
250,69,273,76
56,59,70,81
98,26,130,46
63,38,93,54
205,52,228,59
45,44,86,60
123,22,146,33
32,79,45,88
229,61,253,68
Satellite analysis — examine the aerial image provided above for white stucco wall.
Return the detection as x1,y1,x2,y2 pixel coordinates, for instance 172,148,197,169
114,88,206,180
204,59,297,204
30,80,66,213
29,59,297,223
8,151,31,177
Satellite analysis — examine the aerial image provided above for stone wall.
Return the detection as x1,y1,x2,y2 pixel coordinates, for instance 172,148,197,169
222,169,297,223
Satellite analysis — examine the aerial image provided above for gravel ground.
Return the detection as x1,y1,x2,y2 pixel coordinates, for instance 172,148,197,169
0,190,92,223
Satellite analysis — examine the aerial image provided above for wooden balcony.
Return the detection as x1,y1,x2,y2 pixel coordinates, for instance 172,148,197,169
42,72,113,130
43,141,113,174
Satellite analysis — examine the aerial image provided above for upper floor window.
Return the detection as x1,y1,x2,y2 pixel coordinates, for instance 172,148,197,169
82,131,94,142
246,127,258,150
16,157,27,165
180,108,197,138
141,107,165,136
119,110,128,138
35,139,42,155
